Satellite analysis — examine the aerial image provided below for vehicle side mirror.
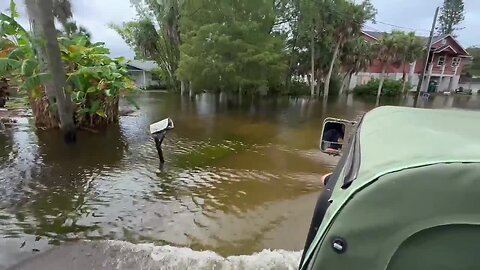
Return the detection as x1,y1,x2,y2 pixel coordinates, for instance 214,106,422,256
320,118,356,156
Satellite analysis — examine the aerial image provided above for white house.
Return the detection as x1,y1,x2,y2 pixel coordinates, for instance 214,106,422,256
126,60,160,89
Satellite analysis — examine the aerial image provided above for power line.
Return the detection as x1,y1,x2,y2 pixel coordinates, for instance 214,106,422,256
374,21,431,33
362,24,382,32
320,4,434,34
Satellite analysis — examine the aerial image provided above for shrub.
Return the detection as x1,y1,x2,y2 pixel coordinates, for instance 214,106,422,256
286,80,311,96
283,75,343,97
354,78,403,97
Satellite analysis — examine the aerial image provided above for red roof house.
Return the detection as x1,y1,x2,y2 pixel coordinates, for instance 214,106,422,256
348,31,471,93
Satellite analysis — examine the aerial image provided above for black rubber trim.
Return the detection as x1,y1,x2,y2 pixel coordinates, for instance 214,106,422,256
342,116,364,189
299,141,353,268
299,115,365,269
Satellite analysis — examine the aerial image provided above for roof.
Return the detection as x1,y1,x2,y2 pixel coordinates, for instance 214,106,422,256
358,106,480,186
362,31,448,46
362,30,470,56
433,45,458,54
126,60,159,72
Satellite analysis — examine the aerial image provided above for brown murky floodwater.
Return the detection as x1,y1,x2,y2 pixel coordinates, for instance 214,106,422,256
1,92,479,269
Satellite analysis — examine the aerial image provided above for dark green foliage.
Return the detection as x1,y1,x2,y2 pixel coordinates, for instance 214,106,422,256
287,80,310,96
326,74,343,96
354,79,403,97
464,47,480,77
113,0,181,90
177,0,287,93
437,0,465,35
281,74,341,97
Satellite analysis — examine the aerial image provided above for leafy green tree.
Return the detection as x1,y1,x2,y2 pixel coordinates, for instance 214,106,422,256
291,0,374,97
293,0,333,97
463,47,480,77
278,0,301,92
113,0,183,91
177,0,287,94
437,0,465,36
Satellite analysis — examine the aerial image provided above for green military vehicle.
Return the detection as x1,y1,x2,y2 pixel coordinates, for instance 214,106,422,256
302,106,480,270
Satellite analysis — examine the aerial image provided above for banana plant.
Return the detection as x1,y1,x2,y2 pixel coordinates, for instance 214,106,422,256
59,36,137,122
0,3,138,128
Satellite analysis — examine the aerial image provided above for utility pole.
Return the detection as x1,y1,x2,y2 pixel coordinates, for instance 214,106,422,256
414,7,440,108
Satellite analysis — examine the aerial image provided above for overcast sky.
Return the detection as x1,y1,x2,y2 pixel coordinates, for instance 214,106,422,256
1,0,479,59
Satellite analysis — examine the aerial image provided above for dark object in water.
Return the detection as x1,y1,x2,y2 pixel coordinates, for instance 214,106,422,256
150,118,174,166
153,131,166,164
0,78,9,108
64,129,77,144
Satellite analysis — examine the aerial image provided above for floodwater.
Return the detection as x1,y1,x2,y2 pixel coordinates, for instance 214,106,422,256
1,92,479,270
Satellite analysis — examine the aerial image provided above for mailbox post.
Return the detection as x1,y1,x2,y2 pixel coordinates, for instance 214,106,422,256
150,118,174,165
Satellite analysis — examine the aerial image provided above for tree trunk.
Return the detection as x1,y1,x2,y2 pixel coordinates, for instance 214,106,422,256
324,38,342,98
29,91,59,129
25,0,58,127
401,77,408,94
315,69,321,96
188,81,193,97
401,60,408,94
339,71,351,96
181,80,186,95
310,29,315,97
36,0,76,140
376,64,388,106
346,72,353,94
285,24,299,92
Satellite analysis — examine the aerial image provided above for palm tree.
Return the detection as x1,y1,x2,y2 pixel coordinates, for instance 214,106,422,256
25,0,76,140
323,0,375,98
397,32,424,94
339,38,375,95
52,0,73,30
62,21,92,41
375,32,402,105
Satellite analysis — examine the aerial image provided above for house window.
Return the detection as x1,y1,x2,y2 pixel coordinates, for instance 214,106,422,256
437,56,446,66
452,57,461,67
441,39,447,46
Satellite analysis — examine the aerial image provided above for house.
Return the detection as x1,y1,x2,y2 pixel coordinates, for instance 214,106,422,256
126,60,161,89
349,31,471,93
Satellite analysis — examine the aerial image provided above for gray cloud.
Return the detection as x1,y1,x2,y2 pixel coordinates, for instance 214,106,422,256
0,0,136,58
69,0,137,58
2,0,479,59
366,0,480,47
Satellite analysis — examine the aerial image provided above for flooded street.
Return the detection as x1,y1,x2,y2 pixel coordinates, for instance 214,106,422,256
1,92,480,269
